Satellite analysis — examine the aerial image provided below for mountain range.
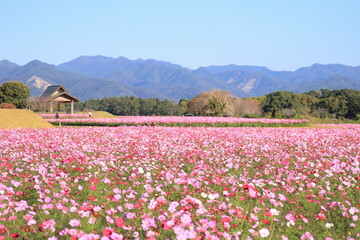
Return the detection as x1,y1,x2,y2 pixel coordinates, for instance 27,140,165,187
1,56,360,102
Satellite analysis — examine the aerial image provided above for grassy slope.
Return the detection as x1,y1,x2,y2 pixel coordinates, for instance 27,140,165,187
0,109,54,129
79,111,115,118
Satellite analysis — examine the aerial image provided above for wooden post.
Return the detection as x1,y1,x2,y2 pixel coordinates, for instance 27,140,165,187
71,101,74,114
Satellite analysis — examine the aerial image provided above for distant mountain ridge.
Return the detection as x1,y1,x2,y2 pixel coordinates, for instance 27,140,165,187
1,56,360,101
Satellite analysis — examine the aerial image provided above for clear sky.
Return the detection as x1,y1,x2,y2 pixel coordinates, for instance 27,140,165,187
1,0,359,70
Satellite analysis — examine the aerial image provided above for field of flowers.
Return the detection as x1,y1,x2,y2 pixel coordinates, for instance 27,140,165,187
46,116,310,127
39,114,91,119
0,125,359,239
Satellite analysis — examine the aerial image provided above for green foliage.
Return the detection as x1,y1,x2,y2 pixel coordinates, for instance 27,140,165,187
83,96,181,116
355,113,360,121
316,89,360,119
317,96,348,118
139,98,158,116
154,99,179,116
304,90,321,99
259,88,360,120
178,99,189,115
299,94,319,108
0,81,31,108
208,96,227,116
260,91,302,118
243,113,260,118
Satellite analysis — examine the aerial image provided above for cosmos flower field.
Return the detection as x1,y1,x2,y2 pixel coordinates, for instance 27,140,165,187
0,125,359,239
46,116,310,127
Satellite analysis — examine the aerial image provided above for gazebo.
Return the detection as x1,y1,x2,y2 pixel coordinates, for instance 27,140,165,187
39,85,80,114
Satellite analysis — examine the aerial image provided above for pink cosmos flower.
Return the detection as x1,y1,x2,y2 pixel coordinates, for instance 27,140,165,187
248,188,258,198
125,213,136,219
102,228,113,238
106,216,114,224
88,217,96,224
124,203,134,210
285,213,296,222
181,213,192,226
110,233,123,240
69,219,81,227
115,218,124,228
141,217,156,231
43,219,56,232
278,194,287,201
301,232,314,240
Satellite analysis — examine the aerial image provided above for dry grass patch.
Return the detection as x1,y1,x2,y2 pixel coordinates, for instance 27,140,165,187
79,111,115,118
0,109,54,129
308,124,341,129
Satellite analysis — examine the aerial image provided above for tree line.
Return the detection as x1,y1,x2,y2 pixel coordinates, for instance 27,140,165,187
79,97,183,116
260,89,360,120
184,89,360,120
0,80,359,120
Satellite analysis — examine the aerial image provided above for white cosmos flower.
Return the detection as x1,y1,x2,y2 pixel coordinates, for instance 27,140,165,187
200,192,208,198
259,228,270,238
325,223,334,228
208,194,215,200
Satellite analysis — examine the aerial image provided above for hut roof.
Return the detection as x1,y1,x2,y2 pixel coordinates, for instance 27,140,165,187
39,85,80,102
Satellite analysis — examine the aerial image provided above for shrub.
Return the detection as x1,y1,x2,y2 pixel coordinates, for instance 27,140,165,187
243,113,260,118
355,113,360,121
0,102,16,109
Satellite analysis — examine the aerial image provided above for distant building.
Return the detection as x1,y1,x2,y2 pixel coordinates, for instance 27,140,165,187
39,85,79,114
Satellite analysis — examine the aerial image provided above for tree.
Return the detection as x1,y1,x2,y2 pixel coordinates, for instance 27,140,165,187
178,99,189,115
83,96,181,116
28,98,49,112
0,81,31,108
84,99,102,111
154,99,178,116
304,90,321,99
233,98,262,117
208,96,227,116
139,98,158,116
344,89,360,119
315,89,360,119
317,96,348,118
105,96,140,116
298,93,319,116
260,91,302,118
188,91,235,116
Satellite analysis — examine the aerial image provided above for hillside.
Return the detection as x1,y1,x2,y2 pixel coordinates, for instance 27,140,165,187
1,56,360,101
0,60,161,101
0,60,18,76
0,109,54,128
57,56,360,98
57,56,226,100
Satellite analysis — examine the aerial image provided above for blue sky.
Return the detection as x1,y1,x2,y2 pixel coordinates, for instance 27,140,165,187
1,0,359,70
